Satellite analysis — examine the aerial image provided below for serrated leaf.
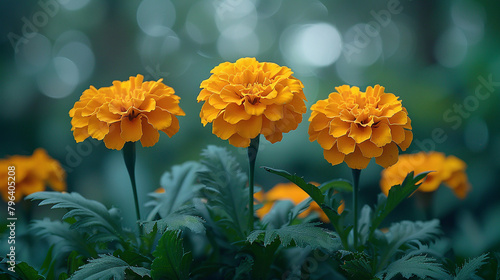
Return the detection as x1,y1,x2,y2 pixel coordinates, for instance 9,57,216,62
454,253,489,280
142,211,205,234
15,262,45,280
377,254,450,280
151,230,192,280
68,254,150,280
371,172,430,235
247,222,340,251
146,161,203,220
26,192,126,243
337,250,373,279
263,167,325,204
197,145,249,239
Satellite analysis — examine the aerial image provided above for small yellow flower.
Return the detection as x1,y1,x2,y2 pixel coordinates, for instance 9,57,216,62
308,85,412,169
198,57,307,147
69,74,185,150
256,182,344,222
0,149,66,202
380,152,471,199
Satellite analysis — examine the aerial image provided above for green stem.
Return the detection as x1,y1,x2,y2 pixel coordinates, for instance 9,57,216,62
123,142,141,229
352,168,361,250
247,136,260,232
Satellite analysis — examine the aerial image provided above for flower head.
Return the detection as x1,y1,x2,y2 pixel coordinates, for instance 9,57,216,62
256,182,344,222
198,57,307,147
308,85,412,169
0,149,66,202
380,152,471,199
69,74,185,150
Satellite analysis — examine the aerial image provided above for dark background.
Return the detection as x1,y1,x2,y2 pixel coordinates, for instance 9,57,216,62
1,0,499,261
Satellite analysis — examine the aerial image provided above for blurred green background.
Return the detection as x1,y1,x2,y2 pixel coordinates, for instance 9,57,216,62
1,0,499,261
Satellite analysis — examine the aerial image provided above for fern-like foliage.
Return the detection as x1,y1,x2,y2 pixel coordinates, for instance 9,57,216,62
454,253,489,280
145,161,203,220
143,206,205,234
197,145,250,239
247,222,341,251
151,230,192,280
26,192,128,244
68,254,150,280
376,254,450,280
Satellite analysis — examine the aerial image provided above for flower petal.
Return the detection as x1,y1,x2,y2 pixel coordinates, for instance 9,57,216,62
161,116,180,137
337,135,356,155
223,103,251,124
390,125,405,144
389,111,408,125
317,129,336,150
344,146,371,169
263,104,284,121
330,118,351,137
103,123,126,150
88,115,109,140
145,108,173,130
375,142,399,168
212,116,238,140
323,147,345,166
120,115,143,142
73,127,89,143
237,116,263,139
349,123,372,143
358,140,383,158
97,104,121,123
228,133,251,148
398,130,413,151
140,118,160,147
371,122,392,147
243,100,267,116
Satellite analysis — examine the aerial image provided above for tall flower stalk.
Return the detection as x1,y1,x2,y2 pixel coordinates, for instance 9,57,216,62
123,142,141,226
351,168,361,249
247,136,260,231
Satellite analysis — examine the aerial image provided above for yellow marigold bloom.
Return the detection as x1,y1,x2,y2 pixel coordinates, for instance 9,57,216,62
380,152,471,199
198,57,307,147
69,74,185,150
256,182,344,222
0,149,66,202
308,85,412,169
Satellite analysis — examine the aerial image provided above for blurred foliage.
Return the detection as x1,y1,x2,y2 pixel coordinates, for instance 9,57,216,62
0,0,499,267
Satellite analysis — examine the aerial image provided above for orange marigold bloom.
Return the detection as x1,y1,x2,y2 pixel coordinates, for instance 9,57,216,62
0,149,66,202
198,57,307,147
69,74,185,150
256,182,344,222
380,152,471,199
308,85,412,169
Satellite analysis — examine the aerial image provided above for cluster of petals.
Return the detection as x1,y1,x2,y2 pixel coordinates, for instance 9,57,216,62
308,85,412,169
0,148,66,202
69,74,185,150
198,57,307,148
380,152,471,199
255,182,344,222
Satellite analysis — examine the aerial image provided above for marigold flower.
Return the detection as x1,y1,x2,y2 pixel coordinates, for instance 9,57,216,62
308,85,412,169
380,152,471,199
69,74,185,150
256,182,344,222
0,148,66,202
198,57,307,147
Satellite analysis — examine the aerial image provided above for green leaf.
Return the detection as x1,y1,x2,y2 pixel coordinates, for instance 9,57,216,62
26,192,127,243
319,179,353,193
263,167,325,204
68,255,150,280
247,222,340,251
30,219,96,258
146,161,203,220
371,172,430,235
198,145,249,239
15,262,45,280
377,254,450,280
377,220,442,271
142,210,205,234
454,253,489,280
337,250,373,279
151,230,192,280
